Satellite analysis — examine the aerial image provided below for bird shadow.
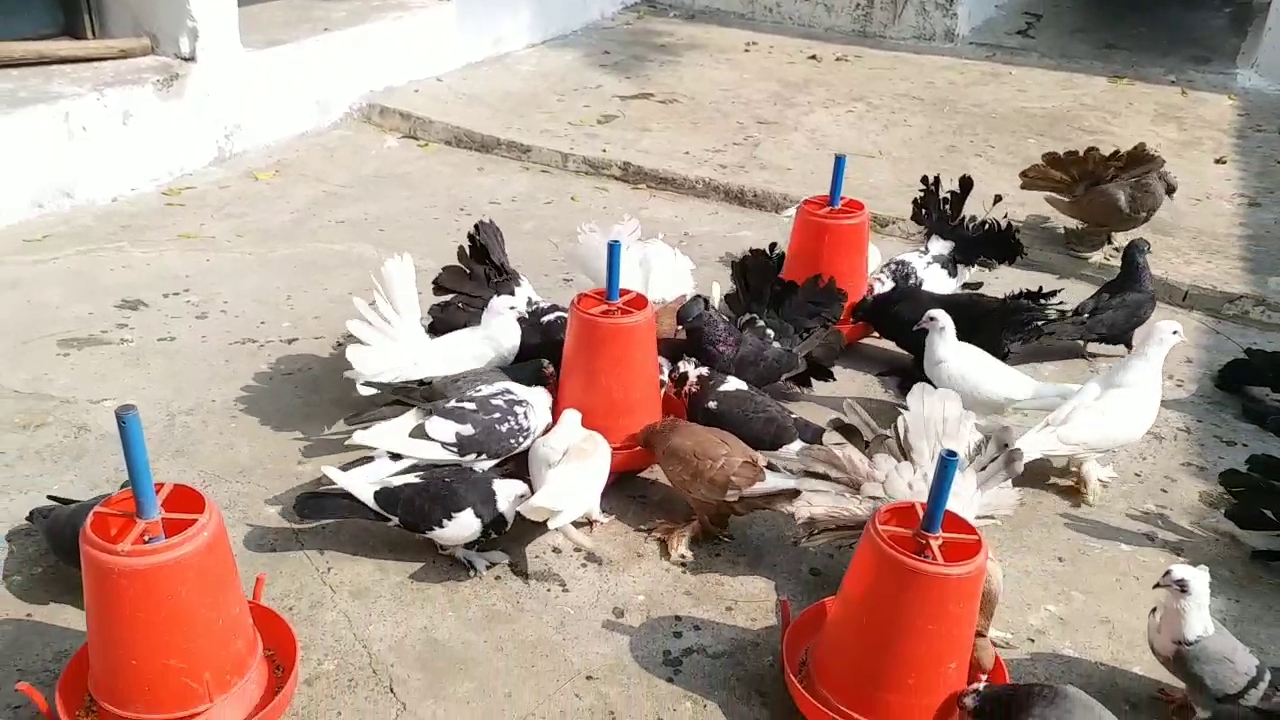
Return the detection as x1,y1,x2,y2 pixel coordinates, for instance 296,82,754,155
602,614,798,720
234,342,371,459
1006,651,1175,719
2,525,84,611
1059,512,1193,557
601,475,850,607
0,618,87,708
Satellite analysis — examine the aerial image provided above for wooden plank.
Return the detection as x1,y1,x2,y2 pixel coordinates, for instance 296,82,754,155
0,37,151,67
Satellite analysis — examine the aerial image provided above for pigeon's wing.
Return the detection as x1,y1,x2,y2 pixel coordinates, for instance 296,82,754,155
658,425,767,504
936,341,1040,406
1044,186,1130,229
518,434,612,527
1175,622,1273,709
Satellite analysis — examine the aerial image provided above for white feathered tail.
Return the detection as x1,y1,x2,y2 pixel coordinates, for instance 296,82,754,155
343,253,435,395
573,215,696,304
786,384,1024,547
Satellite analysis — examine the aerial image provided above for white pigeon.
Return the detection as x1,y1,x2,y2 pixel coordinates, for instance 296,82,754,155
1015,319,1185,505
343,253,524,395
517,408,613,552
1147,563,1280,718
787,383,1025,547
348,381,554,470
916,308,1082,416
573,214,696,304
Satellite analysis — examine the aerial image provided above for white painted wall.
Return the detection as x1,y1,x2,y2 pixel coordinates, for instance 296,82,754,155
955,0,1009,39
0,0,637,227
662,0,961,43
1239,0,1280,89
93,0,242,60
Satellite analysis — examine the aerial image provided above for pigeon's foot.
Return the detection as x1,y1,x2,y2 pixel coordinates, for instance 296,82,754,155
1094,463,1119,484
443,546,510,578
1063,226,1111,259
646,519,700,564
1076,460,1105,506
587,508,615,533
1155,687,1194,719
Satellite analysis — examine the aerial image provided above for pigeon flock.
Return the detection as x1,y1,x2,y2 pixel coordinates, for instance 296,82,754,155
21,145,1280,719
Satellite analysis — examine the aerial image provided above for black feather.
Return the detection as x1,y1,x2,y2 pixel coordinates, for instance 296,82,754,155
293,491,389,522
910,173,1025,269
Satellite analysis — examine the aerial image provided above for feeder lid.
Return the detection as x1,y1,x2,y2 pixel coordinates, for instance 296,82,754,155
572,288,651,319
84,483,207,554
873,501,984,566
799,195,868,219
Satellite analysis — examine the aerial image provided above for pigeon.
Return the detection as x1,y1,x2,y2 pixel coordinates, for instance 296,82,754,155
667,356,826,455
24,483,129,569
296,464,530,577
916,308,1082,416
1214,454,1280,563
1019,142,1176,257
957,681,1118,719
852,283,1067,390
573,214,696,304
971,552,1005,682
347,380,555,470
426,220,569,368
516,408,613,552
340,359,557,429
676,294,829,391
787,383,1024,547
1215,348,1280,440
720,243,848,385
1148,563,1280,718
1015,319,1185,505
635,417,849,563
870,174,1025,296
1037,238,1157,355
343,252,525,394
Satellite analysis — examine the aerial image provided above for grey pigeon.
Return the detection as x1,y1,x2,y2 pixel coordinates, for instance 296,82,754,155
1148,563,1279,718
957,681,1117,719
26,487,125,569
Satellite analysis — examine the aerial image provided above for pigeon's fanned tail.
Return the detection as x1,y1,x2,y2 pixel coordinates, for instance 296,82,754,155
910,173,1025,269
293,491,387,522
44,494,86,506
724,245,781,320
344,253,434,393
425,220,528,335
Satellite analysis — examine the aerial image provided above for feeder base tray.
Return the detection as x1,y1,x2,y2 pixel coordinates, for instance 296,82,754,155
780,596,1009,720
22,600,299,720
836,322,874,345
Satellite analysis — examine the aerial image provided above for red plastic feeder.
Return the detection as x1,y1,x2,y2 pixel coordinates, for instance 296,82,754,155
778,500,991,720
15,484,300,720
782,193,874,345
555,285,686,476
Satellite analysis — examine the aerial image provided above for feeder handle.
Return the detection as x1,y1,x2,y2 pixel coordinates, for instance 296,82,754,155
828,153,847,209
605,239,622,303
919,448,960,536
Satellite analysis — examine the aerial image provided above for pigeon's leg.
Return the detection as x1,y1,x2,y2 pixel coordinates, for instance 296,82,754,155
586,504,614,533
1093,463,1119,484
1077,459,1105,506
646,519,701,564
1154,687,1195,718
440,544,509,578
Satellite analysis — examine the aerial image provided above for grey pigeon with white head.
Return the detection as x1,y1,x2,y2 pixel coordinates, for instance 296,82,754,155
1148,563,1279,719
957,681,1117,719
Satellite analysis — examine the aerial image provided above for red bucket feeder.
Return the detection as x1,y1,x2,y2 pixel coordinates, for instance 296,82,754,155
779,450,995,720
555,239,686,476
14,405,299,720
780,153,874,344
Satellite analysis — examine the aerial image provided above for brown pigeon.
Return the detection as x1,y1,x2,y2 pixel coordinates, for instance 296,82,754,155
637,417,840,563
971,553,1004,681
1019,142,1176,257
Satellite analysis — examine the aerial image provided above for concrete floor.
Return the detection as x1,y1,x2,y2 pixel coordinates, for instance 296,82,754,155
370,6,1280,327
1,123,1278,719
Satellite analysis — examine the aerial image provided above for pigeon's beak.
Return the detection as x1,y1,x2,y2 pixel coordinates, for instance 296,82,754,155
912,320,927,331
1152,576,1169,590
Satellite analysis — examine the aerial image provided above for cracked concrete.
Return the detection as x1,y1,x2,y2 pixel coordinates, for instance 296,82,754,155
1,123,1278,719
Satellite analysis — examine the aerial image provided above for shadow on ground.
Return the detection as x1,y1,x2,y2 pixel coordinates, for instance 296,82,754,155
235,343,370,459
2,525,83,611
604,614,798,720
1008,651,1174,718
0,618,85,714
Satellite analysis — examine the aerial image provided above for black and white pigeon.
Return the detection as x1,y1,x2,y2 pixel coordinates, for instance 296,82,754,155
347,380,555,470
1215,454,1280,563
1148,563,1280,718
957,681,1118,719
851,283,1067,390
667,356,825,454
1037,238,1157,354
870,174,1025,296
427,219,568,368
720,242,847,385
25,483,129,569
340,359,557,429
676,295,828,391
295,463,531,577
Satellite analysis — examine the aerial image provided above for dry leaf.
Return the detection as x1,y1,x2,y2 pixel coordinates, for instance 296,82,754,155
161,186,195,197
251,170,278,181
1180,87,1189,97
1213,156,1228,165
164,202,185,207
569,194,581,202
176,232,205,239
416,141,437,151
21,234,50,243
1105,76,1134,86
1228,93,1238,102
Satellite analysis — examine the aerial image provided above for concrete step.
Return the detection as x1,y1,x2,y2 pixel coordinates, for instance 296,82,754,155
364,7,1280,330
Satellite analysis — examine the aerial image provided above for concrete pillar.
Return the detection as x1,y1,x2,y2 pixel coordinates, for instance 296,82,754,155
1239,0,1280,89
92,0,242,61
